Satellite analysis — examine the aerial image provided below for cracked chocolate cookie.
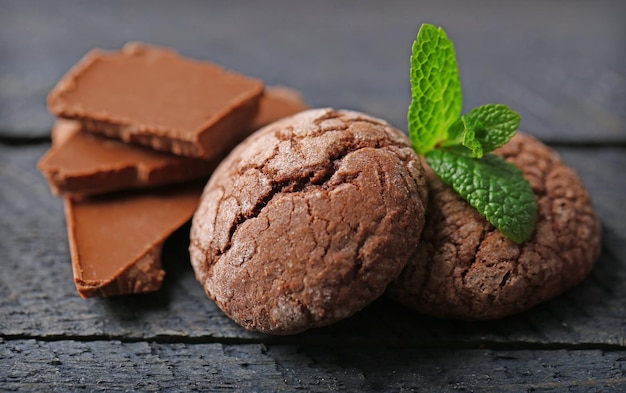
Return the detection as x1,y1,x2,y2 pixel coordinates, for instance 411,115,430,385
387,133,602,319
190,108,428,334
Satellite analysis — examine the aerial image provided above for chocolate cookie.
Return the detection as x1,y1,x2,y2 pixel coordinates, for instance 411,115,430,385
190,108,428,334
387,133,602,319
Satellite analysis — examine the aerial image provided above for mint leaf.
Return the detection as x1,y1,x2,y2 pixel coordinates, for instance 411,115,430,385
408,24,462,155
445,115,483,157
445,104,520,158
425,150,537,243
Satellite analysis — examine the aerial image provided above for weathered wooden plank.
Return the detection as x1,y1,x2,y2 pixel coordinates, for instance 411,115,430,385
558,148,626,243
1,0,624,142
1,143,624,347
1,339,624,392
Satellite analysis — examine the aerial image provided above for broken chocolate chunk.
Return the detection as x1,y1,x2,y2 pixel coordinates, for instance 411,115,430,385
250,85,309,130
38,119,219,198
47,114,203,298
48,42,264,158
66,183,203,298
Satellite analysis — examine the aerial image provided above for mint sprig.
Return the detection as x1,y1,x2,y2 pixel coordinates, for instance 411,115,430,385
408,24,537,243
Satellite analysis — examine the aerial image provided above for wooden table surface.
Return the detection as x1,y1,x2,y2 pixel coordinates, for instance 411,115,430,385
1,1,624,391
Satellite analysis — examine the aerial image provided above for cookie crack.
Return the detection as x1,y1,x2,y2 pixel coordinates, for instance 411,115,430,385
218,183,281,255
217,161,335,256
221,146,401,257
216,109,413,261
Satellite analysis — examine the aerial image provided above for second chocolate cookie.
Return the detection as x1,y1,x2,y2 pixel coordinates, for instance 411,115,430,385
190,108,428,335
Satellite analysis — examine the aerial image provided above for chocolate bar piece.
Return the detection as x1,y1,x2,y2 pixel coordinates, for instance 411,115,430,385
48,118,205,298
49,118,77,145
48,42,264,158
250,85,309,130
38,86,307,198
38,120,219,197
66,183,203,298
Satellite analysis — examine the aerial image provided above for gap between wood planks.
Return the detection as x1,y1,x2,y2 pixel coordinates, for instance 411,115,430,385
0,134,50,146
1,333,625,352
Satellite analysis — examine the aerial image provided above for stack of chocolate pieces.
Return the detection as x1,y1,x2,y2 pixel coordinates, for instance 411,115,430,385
38,43,308,298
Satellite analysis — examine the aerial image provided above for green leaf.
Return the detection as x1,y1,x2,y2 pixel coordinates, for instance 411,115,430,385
445,115,483,157
425,150,537,243
408,24,462,155
445,104,520,157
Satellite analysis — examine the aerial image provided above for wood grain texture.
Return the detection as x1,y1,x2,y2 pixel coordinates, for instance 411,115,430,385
1,339,624,392
1,0,624,142
1,144,624,348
